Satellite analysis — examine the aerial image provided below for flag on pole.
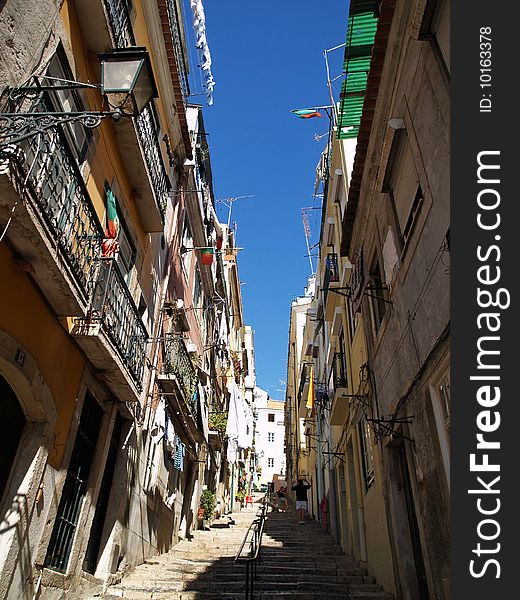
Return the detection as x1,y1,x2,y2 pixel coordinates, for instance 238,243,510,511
291,108,322,119
200,247,214,265
306,366,315,410
101,187,121,257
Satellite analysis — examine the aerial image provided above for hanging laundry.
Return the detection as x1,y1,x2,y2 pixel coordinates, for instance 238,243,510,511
101,186,121,257
189,0,215,105
290,108,322,119
164,408,176,453
150,398,166,443
174,437,186,471
314,145,329,194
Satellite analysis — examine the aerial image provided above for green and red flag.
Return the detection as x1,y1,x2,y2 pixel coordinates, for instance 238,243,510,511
200,247,214,266
105,187,120,239
290,108,322,119
102,187,121,257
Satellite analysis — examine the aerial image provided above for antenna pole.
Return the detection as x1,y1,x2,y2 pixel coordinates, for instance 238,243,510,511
301,209,315,275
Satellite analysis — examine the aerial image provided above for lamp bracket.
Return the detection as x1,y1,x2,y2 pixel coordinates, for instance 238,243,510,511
0,109,121,148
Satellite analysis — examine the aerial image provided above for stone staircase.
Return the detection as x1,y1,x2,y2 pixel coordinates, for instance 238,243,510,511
102,500,393,599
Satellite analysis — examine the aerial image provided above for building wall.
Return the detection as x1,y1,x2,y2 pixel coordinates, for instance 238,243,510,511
254,388,285,486
347,1,450,598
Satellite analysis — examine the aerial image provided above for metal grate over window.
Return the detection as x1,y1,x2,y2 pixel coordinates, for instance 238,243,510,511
45,393,103,572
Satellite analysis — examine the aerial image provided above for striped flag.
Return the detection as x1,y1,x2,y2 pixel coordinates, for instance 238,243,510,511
102,187,121,257
291,108,322,119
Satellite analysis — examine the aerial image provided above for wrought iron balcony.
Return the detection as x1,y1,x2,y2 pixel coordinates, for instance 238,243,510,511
103,0,171,230
298,362,312,402
135,108,170,216
104,0,135,48
329,352,351,426
162,333,199,418
331,352,348,391
0,99,149,399
88,259,148,388
324,252,339,296
165,0,190,103
0,103,102,314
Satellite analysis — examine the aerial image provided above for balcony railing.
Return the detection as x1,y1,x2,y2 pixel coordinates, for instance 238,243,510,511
166,0,190,103
12,104,103,300
2,96,149,391
323,252,339,305
90,259,148,389
104,0,171,218
324,253,339,287
104,0,136,48
162,333,199,416
135,108,170,217
331,352,348,392
298,363,312,402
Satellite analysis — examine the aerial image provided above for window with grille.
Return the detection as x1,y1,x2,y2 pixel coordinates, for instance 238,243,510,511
45,392,103,572
358,418,375,490
268,432,275,442
268,458,274,468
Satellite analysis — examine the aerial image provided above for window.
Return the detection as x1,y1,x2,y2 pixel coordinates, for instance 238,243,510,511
268,458,274,468
268,413,275,422
419,0,450,73
181,214,194,277
401,186,424,250
193,266,202,308
358,418,375,490
383,130,423,253
46,46,90,163
430,363,450,486
268,432,275,442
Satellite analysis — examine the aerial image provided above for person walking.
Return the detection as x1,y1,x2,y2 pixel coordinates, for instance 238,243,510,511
292,477,311,524
276,485,288,512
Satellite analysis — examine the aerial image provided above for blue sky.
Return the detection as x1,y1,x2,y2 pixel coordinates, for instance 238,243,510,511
183,1,349,398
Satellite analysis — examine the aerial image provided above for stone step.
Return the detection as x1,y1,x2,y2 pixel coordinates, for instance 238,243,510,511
102,592,390,600
104,507,394,600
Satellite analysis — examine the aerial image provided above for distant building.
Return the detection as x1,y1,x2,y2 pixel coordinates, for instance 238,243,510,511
253,388,285,487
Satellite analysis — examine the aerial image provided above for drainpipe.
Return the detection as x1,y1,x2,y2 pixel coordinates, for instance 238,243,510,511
316,399,324,518
230,463,235,513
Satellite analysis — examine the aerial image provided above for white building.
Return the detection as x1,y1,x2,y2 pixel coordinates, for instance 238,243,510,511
254,387,286,487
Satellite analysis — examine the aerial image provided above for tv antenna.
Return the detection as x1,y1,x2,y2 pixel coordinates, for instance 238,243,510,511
301,208,316,275
216,195,255,227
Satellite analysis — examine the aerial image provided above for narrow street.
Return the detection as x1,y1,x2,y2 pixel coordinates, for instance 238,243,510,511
100,497,392,600
0,2,451,599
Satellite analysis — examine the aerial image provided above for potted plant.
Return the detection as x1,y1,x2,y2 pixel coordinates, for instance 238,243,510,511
235,488,246,508
199,489,216,522
208,412,228,436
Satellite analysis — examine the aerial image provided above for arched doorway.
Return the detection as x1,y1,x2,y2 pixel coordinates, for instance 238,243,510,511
0,373,26,503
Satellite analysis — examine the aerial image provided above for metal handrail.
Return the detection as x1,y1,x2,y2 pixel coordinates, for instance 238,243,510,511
235,498,268,600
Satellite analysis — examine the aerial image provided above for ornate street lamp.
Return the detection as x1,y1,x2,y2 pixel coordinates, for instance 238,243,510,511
0,47,157,148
